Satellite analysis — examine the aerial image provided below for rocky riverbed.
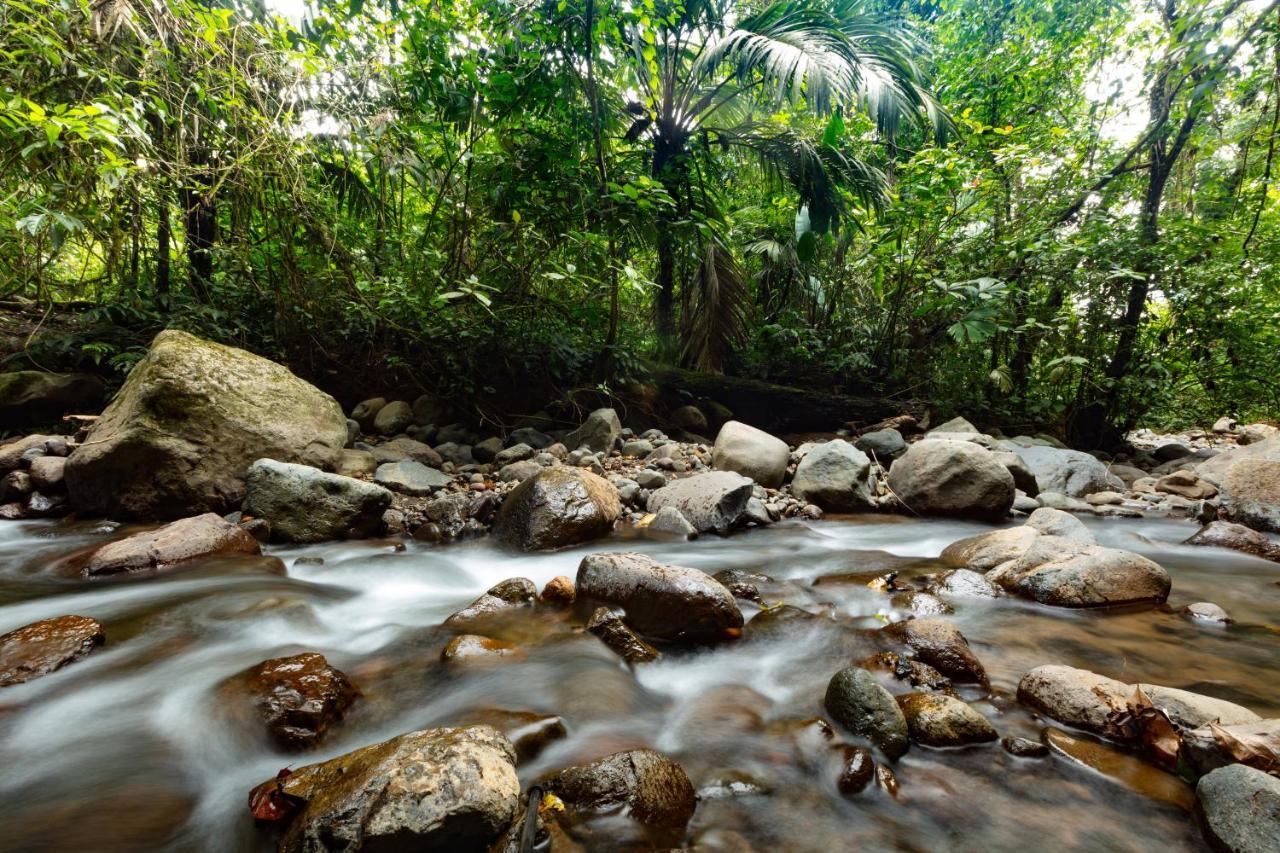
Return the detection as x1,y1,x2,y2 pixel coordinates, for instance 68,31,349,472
1,330,1278,852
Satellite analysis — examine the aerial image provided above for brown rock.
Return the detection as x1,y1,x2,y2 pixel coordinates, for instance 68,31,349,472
882,618,988,686
0,615,105,686
1185,520,1280,563
1155,469,1217,500
587,607,661,664
241,652,359,750
896,692,998,746
837,746,876,795
454,709,567,763
540,575,576,604
492,467,620,550
83,513,261,577
543,748,696,832
440,634,522,664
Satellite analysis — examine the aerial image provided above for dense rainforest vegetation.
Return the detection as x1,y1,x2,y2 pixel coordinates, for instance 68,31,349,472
1,0,1277,443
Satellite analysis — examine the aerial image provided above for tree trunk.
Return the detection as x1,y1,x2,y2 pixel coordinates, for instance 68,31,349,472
182,152,216,302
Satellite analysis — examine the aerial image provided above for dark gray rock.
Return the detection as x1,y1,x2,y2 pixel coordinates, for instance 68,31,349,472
245,459,392,542
791,440,875,512
823,667,910,759
886,440,1014,522
576,552,742,642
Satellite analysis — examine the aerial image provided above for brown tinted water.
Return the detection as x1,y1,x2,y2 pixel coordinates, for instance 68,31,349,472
0,514,1276,852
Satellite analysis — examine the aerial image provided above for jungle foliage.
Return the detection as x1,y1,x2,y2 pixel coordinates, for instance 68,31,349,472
1,0,1278,441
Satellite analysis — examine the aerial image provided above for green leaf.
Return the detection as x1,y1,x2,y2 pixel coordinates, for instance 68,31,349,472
821,110,845,148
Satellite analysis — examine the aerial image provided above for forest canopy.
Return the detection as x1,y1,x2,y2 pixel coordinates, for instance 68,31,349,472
2,0,1278,443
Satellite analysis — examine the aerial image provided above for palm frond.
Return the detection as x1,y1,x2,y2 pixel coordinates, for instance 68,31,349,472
681,239,749,373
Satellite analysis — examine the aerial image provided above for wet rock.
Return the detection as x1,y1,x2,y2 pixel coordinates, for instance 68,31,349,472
698,770,771,800
0,371,104,427
444,578,537,628
244,459,392,542
791,440,875,512
897,693,997,746
988,535,1170,607
374,459,452,496
0,469,32,502
1012,445,1123,498
25,489,67,518
493,467,620,550
576,552,743,643
890,590,953,616
64,330,347,520
543,748,696,832
84,513,261,577
587,607,661,663
858,652,955,695
272,725,520,851
440,634,522,663
241,653,359,749
886,440,1014,522
1046,728,1195,811
1018,665,1131,738
855,427,906,461
882,618,988,686
1220,459,1280,533
1185,602,1232,623
875,764,900,797
712,420,789,488
565,407,622,454
1018,665,1258,739
837,746,876,795
540,575,575,604
1001,735,1049,758
823,667,910,759
28,455,66,490
0,615,105,686
1195,764,1280,853
455,709,566,763
934,569,1001,599
645,470,754,534
1185,521,1280,562
713,569,766,603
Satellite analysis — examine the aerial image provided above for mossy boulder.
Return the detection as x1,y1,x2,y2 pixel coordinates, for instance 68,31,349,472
65,330,347,519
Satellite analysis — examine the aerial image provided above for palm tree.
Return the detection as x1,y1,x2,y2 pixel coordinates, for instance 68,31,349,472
618,0,944,368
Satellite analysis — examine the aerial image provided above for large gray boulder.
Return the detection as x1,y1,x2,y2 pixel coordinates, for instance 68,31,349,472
1012,445,1122,497
1219,459,1280,533
64,330,347,519
565,408,622,454
1196,764,1280,853
0,370,104,427
646,471,754,534
492,467,620,550
791,440,875,512
270,725,520,852
1197,436,1280,483
244,459,391,542
886,440,1014,522
576,552,743,643
712,420,789,488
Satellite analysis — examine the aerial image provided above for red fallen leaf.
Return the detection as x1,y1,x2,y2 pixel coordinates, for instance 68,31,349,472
248,768,305,823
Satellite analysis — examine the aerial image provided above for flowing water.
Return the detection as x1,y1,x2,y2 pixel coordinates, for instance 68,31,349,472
1,514,1278,852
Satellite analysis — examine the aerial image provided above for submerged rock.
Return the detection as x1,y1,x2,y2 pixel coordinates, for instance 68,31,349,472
492,467,620,550
240,652,359,750
576,552,742,643
269,725,520,851
244,459,392,542
712,420,789,488
0,615,105,686
897,693,997,746
83,513,260,577
645,470,754,534
544,748,696,834
587,607,661,663
65,330,347,519
1195,764,1280,853
824,667,910,759
886,440,1014,522
1185,521,1280,562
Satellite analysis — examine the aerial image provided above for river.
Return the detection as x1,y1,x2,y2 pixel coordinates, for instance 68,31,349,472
1,513,1277,851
